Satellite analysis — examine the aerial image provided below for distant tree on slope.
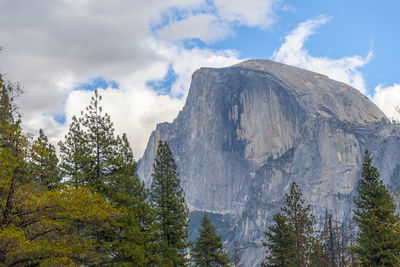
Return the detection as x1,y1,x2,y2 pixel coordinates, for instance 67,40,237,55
192,213,230,266
263,181,315,267
232,239,241,267
354,150,400,266
315,213,356,267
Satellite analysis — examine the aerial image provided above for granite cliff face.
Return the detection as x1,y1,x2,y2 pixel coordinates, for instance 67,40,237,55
138,60,400,266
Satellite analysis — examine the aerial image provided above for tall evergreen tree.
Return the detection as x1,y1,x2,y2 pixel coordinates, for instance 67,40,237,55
192,213,230,267
59,90,131,195
150,140,189,266
59,91,117,191
59,115,91,187
283,182,315,266
58,90,159,265
30,129,61,189
354,150,400,266
108,134,161,266
262,213,296,267
79,90,117,193
263,182,315,267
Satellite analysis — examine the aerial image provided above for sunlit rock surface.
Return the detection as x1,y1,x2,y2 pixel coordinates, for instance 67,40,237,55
138,60,400,266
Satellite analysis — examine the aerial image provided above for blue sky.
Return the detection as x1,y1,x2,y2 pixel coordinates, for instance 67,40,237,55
0,0,399,157
191,0,400,95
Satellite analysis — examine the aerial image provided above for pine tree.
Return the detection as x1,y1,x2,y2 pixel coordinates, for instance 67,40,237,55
59,90,117,191
59,115,91,187
192,213,230,267
354,150,400,266
150,140,189,266
108,134,161,266
58,90,128,194
79,90,118,193
58,90,159,264
263,213,296,267
30,129,60,189
263,182,315,267
283,182,315,266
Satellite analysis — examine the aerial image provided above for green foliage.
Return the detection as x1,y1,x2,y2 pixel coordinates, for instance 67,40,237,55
29,129,61,189
192,213,230,267
150,140,189,266
78,91,118,193
107,134,161,266
0,74,30,228
0,185,118,266
353,150,400,266
59,90,159,265
263,213,296,267
0,76,118,265
263,182,315,267
59,91,116,191
0,75,21,127
58,115,91,187
283,182,315,266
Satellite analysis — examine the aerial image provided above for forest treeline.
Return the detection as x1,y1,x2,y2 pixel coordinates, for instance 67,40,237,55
2,72,400,266
262,152,400,266
0,75,229,266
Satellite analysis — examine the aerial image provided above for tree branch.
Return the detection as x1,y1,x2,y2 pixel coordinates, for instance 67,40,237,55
29,227,58,241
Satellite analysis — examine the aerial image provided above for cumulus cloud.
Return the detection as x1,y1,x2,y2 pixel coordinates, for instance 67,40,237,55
62,87,186,156
148,39,240,97
372,84,400,121
157,14,232,44
213,0,275,28
272,15,371,93
155,0,277,44
0,0,251,158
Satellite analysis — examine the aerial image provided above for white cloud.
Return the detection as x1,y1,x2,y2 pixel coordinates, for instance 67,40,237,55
272,15,371,94
155,0,277,42
157,14,232,44
148,38,241,97
213,0,275,28
372,84,400,121
0,0,246,158
62,87,185,157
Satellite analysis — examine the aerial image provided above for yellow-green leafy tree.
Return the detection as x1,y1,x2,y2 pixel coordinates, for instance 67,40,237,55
0,74,118,265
